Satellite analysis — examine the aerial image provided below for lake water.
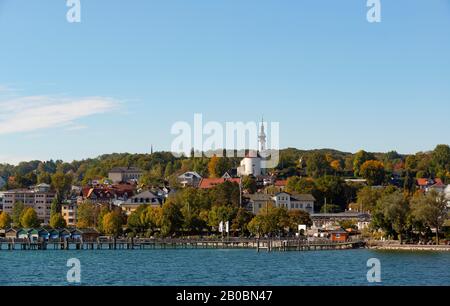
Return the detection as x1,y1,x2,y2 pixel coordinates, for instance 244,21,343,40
1,249,449,286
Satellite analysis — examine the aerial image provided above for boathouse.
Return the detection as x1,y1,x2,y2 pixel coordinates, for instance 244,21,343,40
330,230,349,242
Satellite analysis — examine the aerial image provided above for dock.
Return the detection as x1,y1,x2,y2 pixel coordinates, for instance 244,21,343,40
0,237,365,252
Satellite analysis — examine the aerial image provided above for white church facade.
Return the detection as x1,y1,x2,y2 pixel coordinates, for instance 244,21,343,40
237,120,267,177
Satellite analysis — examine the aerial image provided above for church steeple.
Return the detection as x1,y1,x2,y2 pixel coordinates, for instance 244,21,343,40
258,117,266,152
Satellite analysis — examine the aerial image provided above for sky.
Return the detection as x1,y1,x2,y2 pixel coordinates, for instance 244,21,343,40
0,0,449,164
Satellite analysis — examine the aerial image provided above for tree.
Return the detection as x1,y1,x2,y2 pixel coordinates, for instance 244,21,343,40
96,206,110,232
51,172,73,200
12,201,25,227
231,208,253,235
102,210,124,237
306,153,331,178
360,160,385,186
20,207,40,228
432,144,450,174
356,186,383,212
49,213,67,228
288,210,312,229
353,150,375,177
160,199,183,237
77,201,97,228
378,191,409,244
242,176,257,194
50,197,61,215
208,155,220,178
0,212,12,229
411,190,448,245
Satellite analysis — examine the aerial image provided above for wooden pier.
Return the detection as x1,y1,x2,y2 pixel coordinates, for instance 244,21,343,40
0,237,365,252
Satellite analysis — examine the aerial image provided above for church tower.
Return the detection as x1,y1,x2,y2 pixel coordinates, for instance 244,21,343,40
258,118,267,152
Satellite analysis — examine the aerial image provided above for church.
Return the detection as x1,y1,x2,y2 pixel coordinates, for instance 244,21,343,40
237,120,267,177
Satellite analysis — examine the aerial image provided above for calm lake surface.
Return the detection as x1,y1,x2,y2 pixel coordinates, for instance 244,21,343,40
1,249,449,286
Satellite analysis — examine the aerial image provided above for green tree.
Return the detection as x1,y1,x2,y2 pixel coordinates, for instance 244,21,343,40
411,190,448,245
231,207,253,235
242,176,257,194
51,171,73,200
49,213,67,228
12,201,25,227
379,191,410,244
77,201,97,228
306,152,331,178
0,212,12,229
360,160,385,186
432,144,450,174
20,207,40,228
356,186,383,212
160,199,183,237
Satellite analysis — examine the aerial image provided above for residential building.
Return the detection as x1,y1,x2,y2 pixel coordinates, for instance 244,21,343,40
247,192,315,215
416,178,445,192
108,167,143,184
120,190,162,215
178,171,203,187
1,186,56,225
61,202,78,227
310,212,371,230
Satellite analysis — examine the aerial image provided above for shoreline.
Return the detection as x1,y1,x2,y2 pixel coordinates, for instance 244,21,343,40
368,244,450,252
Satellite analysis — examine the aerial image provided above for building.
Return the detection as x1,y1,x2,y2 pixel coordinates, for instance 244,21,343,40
416,178,445,192
237,152,262,177
237,119,268,177
247,192,315,215
108,167,143,184
120,190,162,215
1,185,55,225
178,171,203,188
311,212,371,230
61,202,78,227
330,230,349,242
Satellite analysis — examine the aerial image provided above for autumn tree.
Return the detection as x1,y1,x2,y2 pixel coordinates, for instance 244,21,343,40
353,150,375,177
0,212,12,229
77,201,97,228
360,160,385,186
51,172,73,200
102,210,124,237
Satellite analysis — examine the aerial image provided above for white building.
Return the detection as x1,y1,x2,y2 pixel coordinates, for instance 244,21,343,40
248,192,315,215
237,119,267,177
237,153,262,177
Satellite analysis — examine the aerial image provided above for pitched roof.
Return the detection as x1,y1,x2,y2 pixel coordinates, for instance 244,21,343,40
290,193,316,202
274,180,287,187
198,178,241,189
248,193,273,201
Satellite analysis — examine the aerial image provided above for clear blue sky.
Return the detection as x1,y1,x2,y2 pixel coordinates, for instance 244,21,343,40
0,0,449,164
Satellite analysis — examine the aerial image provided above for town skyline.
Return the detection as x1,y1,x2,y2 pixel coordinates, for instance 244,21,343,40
1,0,450,163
